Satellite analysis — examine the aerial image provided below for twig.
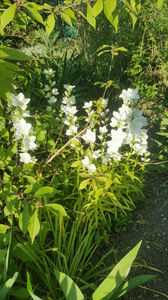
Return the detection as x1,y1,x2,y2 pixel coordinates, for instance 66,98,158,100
45,126,88,165
140,285,168,298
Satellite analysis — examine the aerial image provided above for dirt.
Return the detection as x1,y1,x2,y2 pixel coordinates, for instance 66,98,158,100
108,166,168,299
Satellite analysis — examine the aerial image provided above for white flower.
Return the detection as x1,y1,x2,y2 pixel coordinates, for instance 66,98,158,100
119,88,140,105
65,105,78,116
20,153,37,164
66,125,78,136
83,101,93,109
13,118,33,140
64,84,75,90
11,93,30,110
46,92,51,98
44,69,55,75
82,129,96,144
87,163,96,174
52,88,59,96
51,81,56,87
44,84,50,91
101,98,108,107
92,150,101,159
62,96,69,105
82,156,90,168
22,136,37,151
48,96,57,104
47,106,52,112
130,109,148,134
99,126,108,134
107,128,126,154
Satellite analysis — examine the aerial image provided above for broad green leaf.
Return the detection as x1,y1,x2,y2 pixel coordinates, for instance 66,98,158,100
63,8,76,21
60,12,72,26
112,274,156,299
115,47,127,52
24,183,42,194
0,47,31,60
35,186,56,197
0,224,10,233
92,0,103,17
55,270,85,300
104,0,116,19
92,241,142,300
0,4,16,31
46,203,67,217
79,172,90,178
24,5,44,24
19,205,30,235
27,272,42,300
71,160,82,167
36,129,47,142
45,13,55,36
28,210,40,244
86,4,96,29
157,0,164,7
79,179,90,190
0,272,18,300
129,12,137,28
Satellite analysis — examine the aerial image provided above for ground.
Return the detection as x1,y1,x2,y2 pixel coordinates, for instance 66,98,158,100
109,166,168,299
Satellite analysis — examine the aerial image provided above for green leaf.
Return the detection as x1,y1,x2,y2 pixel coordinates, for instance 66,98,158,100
45,13,55,36
0,272,18,300
92,241,142,300
55,269,85,300
63,8,76,21
0,47,31,60
0,4,16,31
35,186,56,197
71,161,82,168
157,0,164,8
36,129,47,142
46,203,68,217
60,12,72,26
112,274,156,299
79,179,90,190
104,0,116,19
19,205,30,235
86,4,96,29
27,272,42,300
24,4,44,24
28,210,40,244
0,224,10,234
92,0,103,17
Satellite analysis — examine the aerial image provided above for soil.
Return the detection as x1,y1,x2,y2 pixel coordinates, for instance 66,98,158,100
109,167,168,299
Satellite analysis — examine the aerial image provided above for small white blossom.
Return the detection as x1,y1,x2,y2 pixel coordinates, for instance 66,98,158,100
52,88,59,96
11,93,30,110
82,129,96,144
82,156,90,168
48,96,57,104
44,84,50,91
22,136,37,151
20,153,37,164
66,125,78,136
44,69,55,75
13,118,33,140
83,101,93,109
64,84,75,90
87,163,96,174
99,126,108,134
119,88,140,105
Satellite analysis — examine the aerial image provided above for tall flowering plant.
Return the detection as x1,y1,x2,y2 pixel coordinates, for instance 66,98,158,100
58,85,150,227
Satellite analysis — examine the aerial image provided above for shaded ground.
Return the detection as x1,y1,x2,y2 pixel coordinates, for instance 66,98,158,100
109,167,168,299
